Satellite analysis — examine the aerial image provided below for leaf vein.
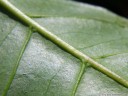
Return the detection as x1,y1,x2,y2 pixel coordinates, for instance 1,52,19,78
2,28,32,96
0,23,17,47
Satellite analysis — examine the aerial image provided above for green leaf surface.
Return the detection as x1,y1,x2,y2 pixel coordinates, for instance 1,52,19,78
0,0,128,96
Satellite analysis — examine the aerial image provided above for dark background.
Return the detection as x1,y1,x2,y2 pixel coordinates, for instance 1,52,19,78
74,0,128,18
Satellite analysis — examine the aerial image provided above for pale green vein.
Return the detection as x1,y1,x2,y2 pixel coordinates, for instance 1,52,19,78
2,28,32,96
94,51,128,60
1,0,128,90
78,37,126,50
56,31,102,36
43,69,61,95
0,23,17,47
28,14,128,28
71,63,86,96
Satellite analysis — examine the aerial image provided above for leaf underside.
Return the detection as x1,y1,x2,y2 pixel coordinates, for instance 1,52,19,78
0,0,128,96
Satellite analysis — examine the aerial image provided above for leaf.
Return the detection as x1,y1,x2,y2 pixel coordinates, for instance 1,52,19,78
0,0,128,96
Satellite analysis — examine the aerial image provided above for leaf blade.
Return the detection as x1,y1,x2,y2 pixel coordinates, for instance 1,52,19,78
7,33,82,96
0,0,128,96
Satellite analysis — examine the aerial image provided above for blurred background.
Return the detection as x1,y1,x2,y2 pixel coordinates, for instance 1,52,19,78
74,0,128,18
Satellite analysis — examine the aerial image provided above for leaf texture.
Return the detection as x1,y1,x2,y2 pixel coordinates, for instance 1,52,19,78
0,0,128,96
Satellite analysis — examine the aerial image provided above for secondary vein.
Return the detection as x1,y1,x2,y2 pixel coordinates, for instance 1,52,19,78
1,0,128,88
2,28,32,96
71,63,86,96
0,23,17,47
